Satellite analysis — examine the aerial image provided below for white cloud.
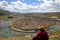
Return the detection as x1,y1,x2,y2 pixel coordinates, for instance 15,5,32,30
0,0,60,13
0,1,8,8
55,0,60,3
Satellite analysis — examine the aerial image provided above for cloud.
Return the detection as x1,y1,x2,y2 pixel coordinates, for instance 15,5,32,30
0,0,60,13
51,0,60,12
0,1,8,9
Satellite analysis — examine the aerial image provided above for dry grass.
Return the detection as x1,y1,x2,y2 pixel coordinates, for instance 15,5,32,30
0,34,60,40
0,36,32,40
0,15,8,21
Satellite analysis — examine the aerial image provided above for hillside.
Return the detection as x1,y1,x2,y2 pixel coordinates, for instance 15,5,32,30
0,10,11,15
0,10,60,40
0,30,60,40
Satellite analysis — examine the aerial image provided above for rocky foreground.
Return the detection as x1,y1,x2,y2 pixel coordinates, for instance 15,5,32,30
0,35,60,40
0,31,60,40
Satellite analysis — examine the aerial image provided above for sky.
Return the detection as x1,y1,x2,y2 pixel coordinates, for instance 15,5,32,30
0,0,60,13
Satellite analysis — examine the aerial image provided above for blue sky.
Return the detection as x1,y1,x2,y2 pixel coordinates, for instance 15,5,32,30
0,0,60,13
20,0,44,6
0,0,55,5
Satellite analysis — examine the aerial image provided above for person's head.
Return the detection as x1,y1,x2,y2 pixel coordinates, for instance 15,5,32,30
40,25,45,32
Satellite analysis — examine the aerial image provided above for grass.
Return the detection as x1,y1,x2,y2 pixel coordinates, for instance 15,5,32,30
0,31,60,40
0,36,32,40
0,35,60,40
0,15,8,21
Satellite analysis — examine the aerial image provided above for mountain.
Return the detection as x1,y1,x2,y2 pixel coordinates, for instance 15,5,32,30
0,9,60,16
0,10,23,16
0,10,11,15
